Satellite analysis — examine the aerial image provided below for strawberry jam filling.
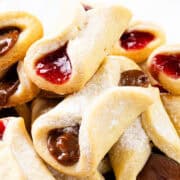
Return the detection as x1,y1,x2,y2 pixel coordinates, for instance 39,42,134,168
120,30,155,50
82,4,92,11
35,43,72,84
150,53,180,80
0,27,20,56
0,121,5,140
0,119,9,140
47,124,80,166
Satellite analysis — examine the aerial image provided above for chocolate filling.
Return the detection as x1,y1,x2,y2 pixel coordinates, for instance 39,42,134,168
39,90,65,99
0,27,20,56
0,107,18,118
0,63,19,106
137,154,180,180
104,171,115,180
119,69,150,87
47,124,80,166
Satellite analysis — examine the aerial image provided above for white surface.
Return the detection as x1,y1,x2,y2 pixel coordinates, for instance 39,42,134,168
89,0,180,43
1,0,180,43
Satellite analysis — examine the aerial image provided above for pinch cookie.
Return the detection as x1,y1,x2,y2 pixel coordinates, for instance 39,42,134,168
142,88,180,163
0,11,43,71
25,5,132,95
0,61,39,108
147,44,180,95
0,117,55,180
32,86,153,177
31,56,153,176
109,55,150,180
111,21,166,63
31,98,110,180
161,94,180,135
31,98,105,180
31,57,122,177
109,118,151,180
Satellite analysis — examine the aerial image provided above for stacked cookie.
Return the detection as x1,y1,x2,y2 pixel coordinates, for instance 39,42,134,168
0,0,179,180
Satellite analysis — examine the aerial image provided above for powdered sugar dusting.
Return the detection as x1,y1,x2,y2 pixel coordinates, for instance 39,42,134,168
119,117,150,151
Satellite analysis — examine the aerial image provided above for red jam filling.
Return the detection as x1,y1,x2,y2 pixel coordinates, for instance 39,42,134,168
82,4,92,11
150,53,180,80
153,84,168,93
0,27,20,56
35,43,72,84
120,30,155,50
0,120,6,140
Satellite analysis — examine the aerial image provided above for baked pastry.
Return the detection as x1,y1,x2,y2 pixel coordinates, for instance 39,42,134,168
31,56,121,178
142,88,180,163
48,165,104,180
147,44,180,95
31,98,109,180
0,11,43,71
111,21,166,63
0,60,39,108
0,117,55,179
31,97,60,123
109,117,151,180
32,87,152,177
107,57,151,180
161,94,180,135
32,55,153,177
24,3,132,95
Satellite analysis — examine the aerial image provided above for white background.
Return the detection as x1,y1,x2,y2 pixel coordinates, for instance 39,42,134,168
1,0,180,43
89,0,180,43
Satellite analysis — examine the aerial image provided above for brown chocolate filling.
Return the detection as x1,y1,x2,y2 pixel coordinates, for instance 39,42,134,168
119,69,149,87
137,154,180,180
104,171,115,180
47,124,80,166
0,63,19,106
0,107,18,118
39,90,65,99
0,27,20,56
